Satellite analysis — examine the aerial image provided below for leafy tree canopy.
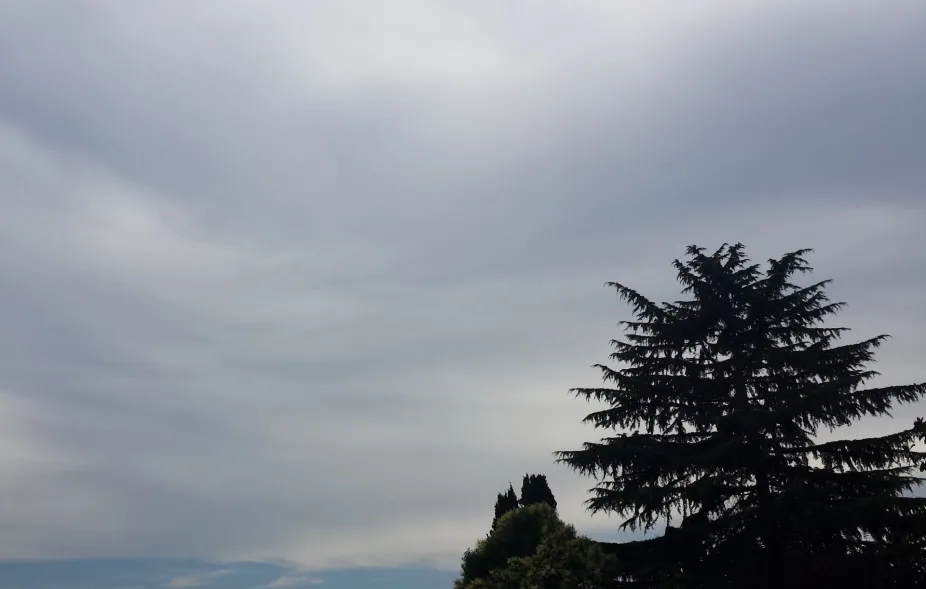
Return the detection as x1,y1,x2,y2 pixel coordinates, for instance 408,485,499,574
455,503,618,589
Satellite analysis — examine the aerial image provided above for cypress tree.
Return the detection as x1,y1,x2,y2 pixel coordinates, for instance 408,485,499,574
556,244,926,588
520,473,558,511
493,483,519,529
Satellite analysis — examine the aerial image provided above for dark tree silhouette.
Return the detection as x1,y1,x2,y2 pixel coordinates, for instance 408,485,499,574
556,244,926,588
456,503,618,589
492,484,519,529
519,473,558,511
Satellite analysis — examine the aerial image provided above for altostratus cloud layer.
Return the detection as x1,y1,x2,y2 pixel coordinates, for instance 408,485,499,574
0,0,924,570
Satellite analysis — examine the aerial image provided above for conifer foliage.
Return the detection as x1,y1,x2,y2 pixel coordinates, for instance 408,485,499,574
556,244,926,588
492,484,520,529
492,475,557,530
519,474,558,511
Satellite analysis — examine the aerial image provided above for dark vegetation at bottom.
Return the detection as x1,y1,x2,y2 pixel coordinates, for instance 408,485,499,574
453,244,926,589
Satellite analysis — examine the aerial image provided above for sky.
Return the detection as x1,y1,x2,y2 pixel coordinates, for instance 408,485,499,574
0,0,925,587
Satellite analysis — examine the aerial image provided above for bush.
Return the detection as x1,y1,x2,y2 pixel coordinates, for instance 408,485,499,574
455,503,618,589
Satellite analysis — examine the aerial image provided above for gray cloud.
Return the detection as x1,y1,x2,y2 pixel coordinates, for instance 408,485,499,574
0,0,924,570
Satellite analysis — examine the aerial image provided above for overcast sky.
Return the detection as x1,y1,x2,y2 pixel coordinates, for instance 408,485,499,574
0,0,924,573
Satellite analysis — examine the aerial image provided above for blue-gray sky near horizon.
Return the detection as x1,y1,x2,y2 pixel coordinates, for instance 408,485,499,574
0,0,925,580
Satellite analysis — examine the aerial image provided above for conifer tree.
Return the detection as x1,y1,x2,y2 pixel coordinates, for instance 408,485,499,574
520,474,558,511
492,484,519,529
556,244,926,588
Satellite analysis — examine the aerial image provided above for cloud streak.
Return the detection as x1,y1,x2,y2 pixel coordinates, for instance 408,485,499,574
263,574,324,588
167,569,233,588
